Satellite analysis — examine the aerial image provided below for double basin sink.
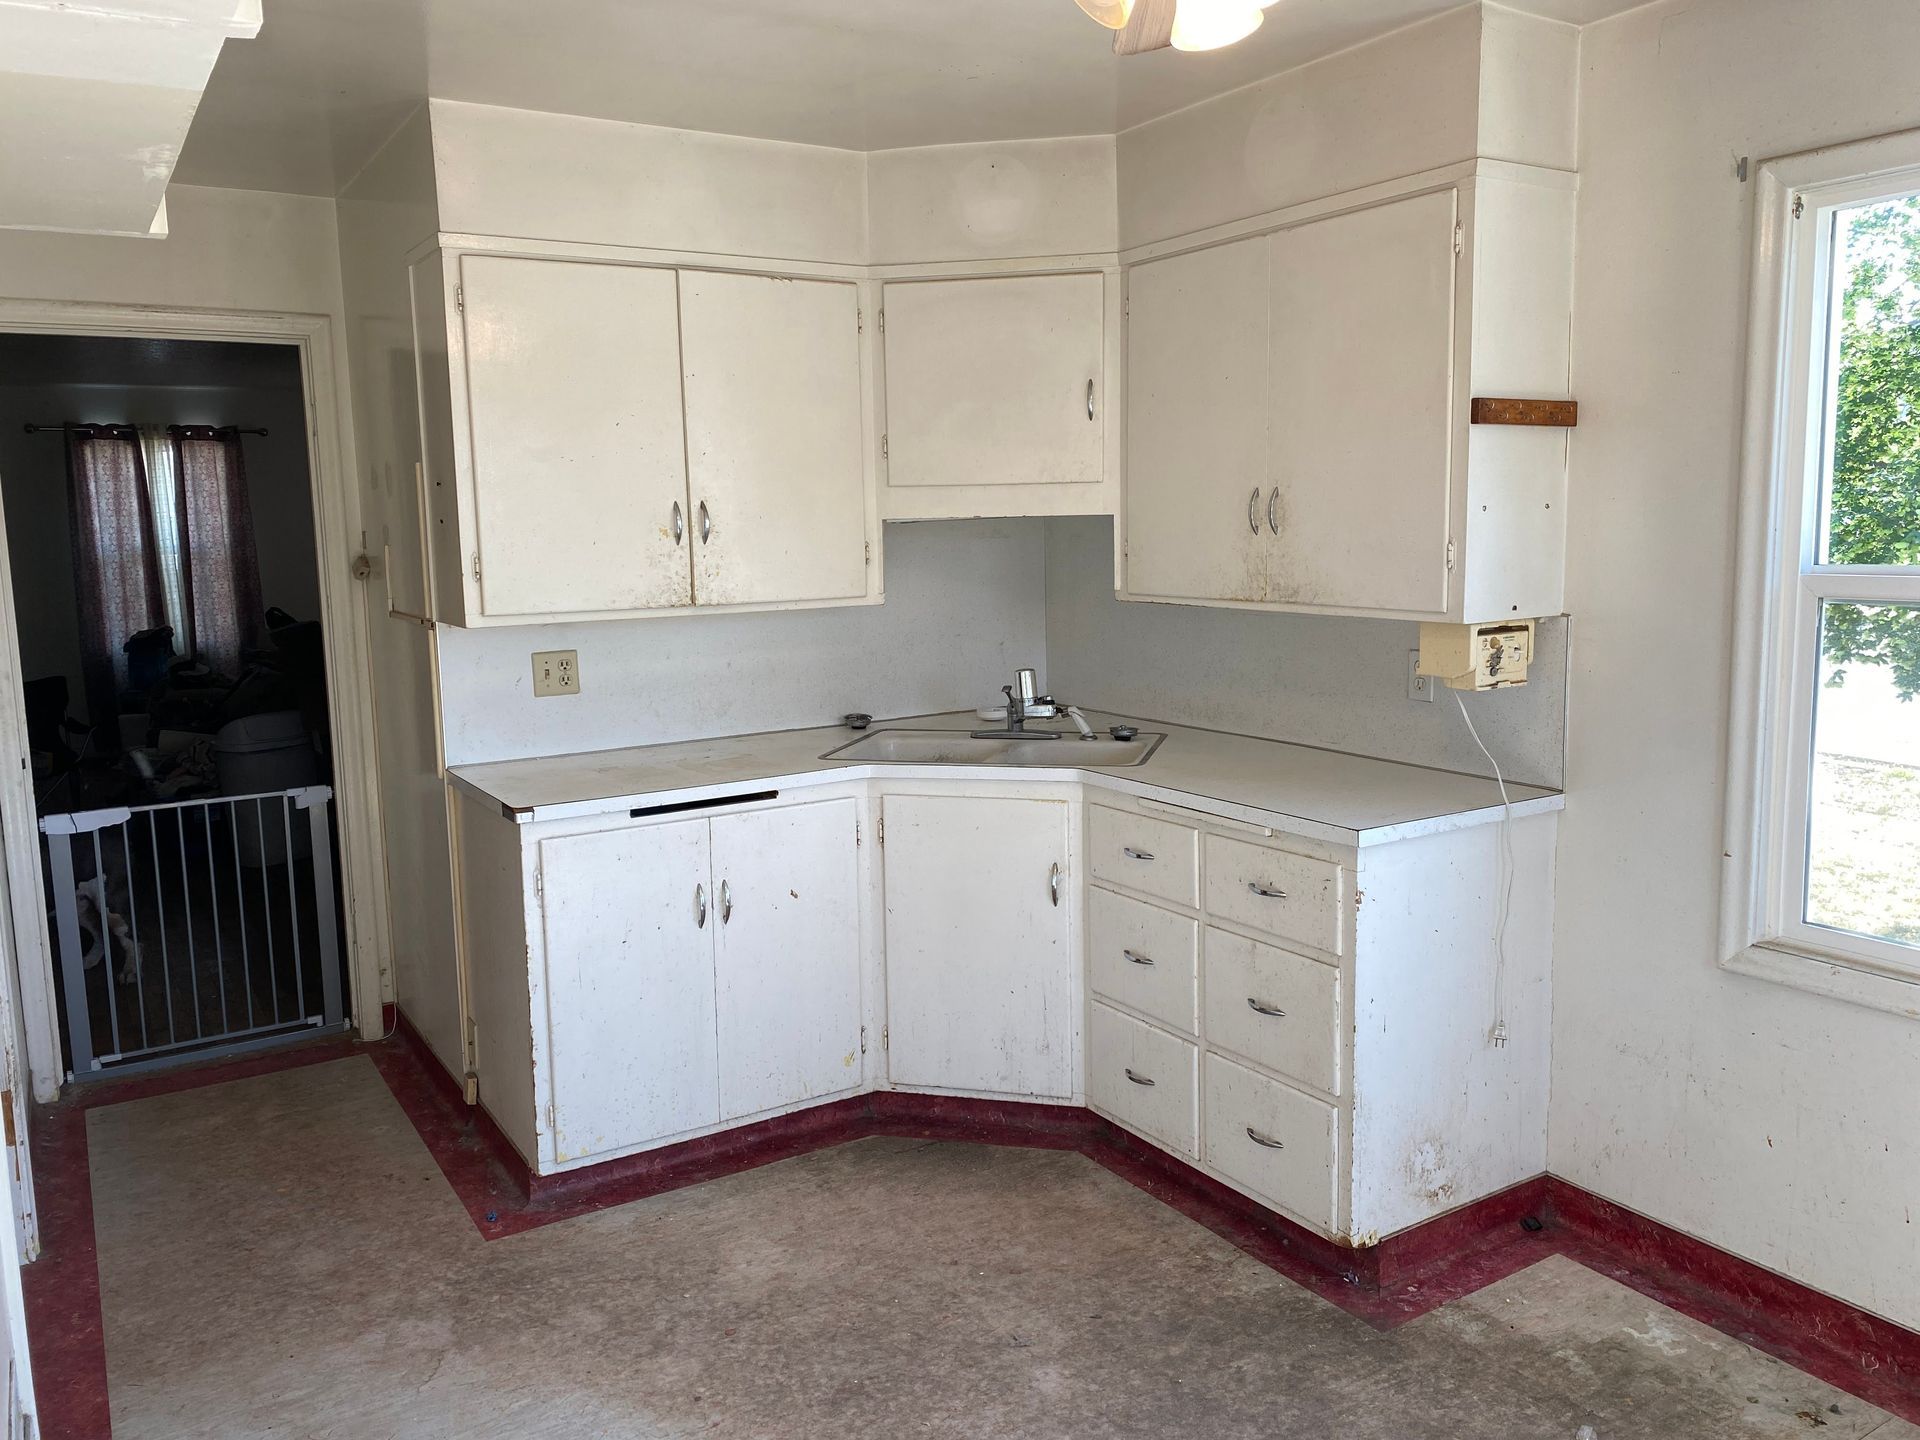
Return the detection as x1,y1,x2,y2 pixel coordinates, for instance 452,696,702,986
821,727,1165,769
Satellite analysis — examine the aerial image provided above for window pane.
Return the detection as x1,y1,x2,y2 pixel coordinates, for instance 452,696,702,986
1821,194,1920,568
1806,601,1920,949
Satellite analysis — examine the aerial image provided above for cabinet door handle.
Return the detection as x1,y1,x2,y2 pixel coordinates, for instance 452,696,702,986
1248,487,1262,535
1125,1067,1156,1087
1247,997,1286,1018
1267,487,1279,535
1247,881,1289,900
1087,378,1096,422
697,500,712,544
720,878,733,925
1049,862,1062,908
1245,1127,1285,1150
1122,949,1155,967
1122,846,1154,862
671,500,684,545
694,882,707,929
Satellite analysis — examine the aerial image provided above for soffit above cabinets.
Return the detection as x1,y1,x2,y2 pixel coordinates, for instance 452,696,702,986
175,0,1646,198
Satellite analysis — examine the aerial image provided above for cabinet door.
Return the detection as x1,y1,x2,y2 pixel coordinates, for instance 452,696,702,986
679,271,869,607
539,819,717,1162
882,795,1073,1099
1123,237,1271,602
711,799,863,1120
1267,189,1457,614
882,273,1105,491
459,256,692,617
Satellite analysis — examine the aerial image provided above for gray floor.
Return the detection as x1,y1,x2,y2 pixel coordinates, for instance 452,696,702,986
86,1057,1920,1439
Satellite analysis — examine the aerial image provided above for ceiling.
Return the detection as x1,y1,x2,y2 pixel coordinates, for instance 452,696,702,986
174,0,1651,197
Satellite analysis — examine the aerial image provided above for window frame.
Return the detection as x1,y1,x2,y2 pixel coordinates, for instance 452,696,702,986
1723,130,1920,1015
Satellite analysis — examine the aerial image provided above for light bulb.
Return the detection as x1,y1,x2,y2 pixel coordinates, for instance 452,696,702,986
1170,0,1264,51
1074,0,1135,28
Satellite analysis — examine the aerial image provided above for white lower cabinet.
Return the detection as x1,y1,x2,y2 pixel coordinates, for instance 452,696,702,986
1203,1052,1338,1230
1088,1002,1196,1156
881,793,1075,1100
540,818,720,1163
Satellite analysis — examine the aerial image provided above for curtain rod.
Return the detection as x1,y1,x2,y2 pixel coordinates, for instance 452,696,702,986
21,423,269,437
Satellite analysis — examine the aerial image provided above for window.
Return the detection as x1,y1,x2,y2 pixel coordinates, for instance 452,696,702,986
1725,133,1920,1011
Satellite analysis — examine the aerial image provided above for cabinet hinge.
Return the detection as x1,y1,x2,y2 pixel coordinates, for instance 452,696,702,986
1453,224,1464,256
882,1025,889,1051
471,552,481,583
877,815,884,847
857,306,864,334
1793,194,1806,220
880,433,889,461
860,1025,868,1055
855,817,861,847
545,1102,555,1130
864,539,871,567
534,867,543,901
877,308,885,334
454,284,464,313
1446,537,1457,571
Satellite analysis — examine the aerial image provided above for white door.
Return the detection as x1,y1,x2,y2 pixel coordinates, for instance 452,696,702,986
882,273,1105,490
711,800,863,1120
1123,236,1271,602
679,271,869,607
1267,189,1458,614
460,255,692,617
882,795,1073,1099
539,820,718,1162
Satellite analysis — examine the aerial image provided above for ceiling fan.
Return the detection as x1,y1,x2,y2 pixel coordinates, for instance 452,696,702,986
1076,0,1282,54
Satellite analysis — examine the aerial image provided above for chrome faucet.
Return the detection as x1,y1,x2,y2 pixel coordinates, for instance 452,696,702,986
972,667,1072,739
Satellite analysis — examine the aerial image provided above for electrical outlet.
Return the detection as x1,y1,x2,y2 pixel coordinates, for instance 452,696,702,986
1408,650,1435,703
532,650,580,697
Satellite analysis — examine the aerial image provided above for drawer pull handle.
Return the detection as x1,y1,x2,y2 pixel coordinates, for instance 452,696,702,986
1123,949,1155,967
1122,846,1155,861
1049,862,1062,908
694,882,707,929
1247,997,1286,1017
1245,1127,1285,1150
1124,1068,1156,1087
1247,881,1289,900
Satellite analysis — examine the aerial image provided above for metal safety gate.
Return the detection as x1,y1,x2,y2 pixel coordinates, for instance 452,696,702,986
41,785,347,1079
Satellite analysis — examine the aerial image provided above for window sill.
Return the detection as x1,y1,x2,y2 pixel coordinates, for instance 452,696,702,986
1722,943,1920,1021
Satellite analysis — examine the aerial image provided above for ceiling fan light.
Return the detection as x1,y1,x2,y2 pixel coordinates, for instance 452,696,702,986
1074,0,1136,29
1170,0,1264,51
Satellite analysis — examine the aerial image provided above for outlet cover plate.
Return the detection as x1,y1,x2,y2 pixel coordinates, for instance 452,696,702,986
532,650,580,697
1408,650,1435,703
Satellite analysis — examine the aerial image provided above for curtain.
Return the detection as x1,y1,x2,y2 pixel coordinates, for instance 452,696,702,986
169,426,265,676
137,427,193,654
65,427,168,727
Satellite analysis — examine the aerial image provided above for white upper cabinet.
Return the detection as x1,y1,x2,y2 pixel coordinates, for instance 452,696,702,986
680,272,873,608
1267,188,1457,615
1123,236,1270,604
879,272,1116,519
1121,169,1575,623
424,252,880,627
458,255,693,619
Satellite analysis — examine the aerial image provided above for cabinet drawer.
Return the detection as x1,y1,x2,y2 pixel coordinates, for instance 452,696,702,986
1090,888,1198,1033
1203,1053,1337,1230
1088,1002,1197,1157
1203,929,1340,1096
1089,806,1198,908
1203,834,1342,954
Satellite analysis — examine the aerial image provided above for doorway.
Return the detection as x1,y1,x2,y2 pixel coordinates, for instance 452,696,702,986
0,310,387,1101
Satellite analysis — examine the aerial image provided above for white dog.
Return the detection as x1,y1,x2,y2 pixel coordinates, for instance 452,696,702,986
73,872,141,984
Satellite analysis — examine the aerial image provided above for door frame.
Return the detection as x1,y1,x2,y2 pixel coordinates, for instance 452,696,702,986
0,298,390,1100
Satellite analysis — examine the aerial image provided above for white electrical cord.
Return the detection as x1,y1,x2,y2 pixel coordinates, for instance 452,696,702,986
1454,691,1515,1049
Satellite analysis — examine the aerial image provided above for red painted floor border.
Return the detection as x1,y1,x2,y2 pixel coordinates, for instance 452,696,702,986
22,1026,1920,1438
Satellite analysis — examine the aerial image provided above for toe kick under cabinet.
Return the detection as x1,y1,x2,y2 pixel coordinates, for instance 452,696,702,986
1082,796,1556,1246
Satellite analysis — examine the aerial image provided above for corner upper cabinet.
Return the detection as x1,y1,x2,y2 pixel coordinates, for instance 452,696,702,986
878,271,1118,519
419,251,880,626
1120,167,1575,623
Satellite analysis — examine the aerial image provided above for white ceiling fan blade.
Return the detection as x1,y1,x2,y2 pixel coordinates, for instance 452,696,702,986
1075,0,1135,27
1113,0,1176,55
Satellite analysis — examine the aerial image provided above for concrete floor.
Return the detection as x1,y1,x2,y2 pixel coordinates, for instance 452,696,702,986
85,1056,1920,1439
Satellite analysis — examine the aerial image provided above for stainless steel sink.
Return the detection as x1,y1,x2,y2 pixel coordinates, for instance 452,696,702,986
820,728,1164,768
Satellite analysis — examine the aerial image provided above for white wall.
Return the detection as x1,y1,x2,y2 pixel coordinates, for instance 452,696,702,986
1044,517,1566,788
1553,0,1920,1331
439,519,1048,766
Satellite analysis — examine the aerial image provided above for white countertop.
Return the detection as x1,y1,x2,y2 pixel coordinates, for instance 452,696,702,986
446,712,1562,848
